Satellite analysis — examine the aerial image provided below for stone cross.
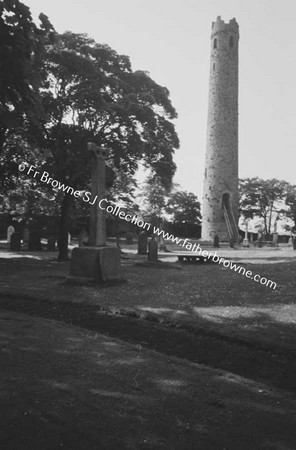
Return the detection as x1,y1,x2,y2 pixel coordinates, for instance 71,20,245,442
70,144,121,282
87,142,108,247
243,219,250,247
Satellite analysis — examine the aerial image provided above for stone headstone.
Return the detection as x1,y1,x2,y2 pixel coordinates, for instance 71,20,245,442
126,232,133,245
272,233,278,247
148,236,158,262
7,225,15,244
258,231,263,248
47,237,56,251
23,228,29,243
213,234,220,248
28,231,42,251
138,231,148,255
10,232,21,251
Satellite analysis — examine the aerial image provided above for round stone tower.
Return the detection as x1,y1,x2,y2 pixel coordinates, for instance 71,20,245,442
202,16,239,242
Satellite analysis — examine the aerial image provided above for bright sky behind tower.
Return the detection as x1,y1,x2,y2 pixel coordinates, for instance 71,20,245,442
25,0,296,199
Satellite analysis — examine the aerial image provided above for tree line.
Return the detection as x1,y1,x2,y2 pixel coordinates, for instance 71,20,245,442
239,177,296,236
0,0,180,259
1,1,295,254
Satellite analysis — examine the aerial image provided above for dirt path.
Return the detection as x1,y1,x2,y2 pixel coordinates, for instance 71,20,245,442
1,309,296,450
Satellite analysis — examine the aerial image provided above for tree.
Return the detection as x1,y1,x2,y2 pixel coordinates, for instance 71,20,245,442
285,184,296,233
106,168,137,206
40,31,179,259
139,174,171,228
0,131,62,234
0,0,54,150
165,190,201,237
239,178,289,235
166,190,201,225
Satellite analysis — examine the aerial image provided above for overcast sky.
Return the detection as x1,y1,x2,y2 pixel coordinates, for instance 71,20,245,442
25,0,296,198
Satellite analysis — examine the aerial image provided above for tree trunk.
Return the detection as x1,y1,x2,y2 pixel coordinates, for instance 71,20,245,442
57,192,72,261
263,215,268,236
268,205,274,235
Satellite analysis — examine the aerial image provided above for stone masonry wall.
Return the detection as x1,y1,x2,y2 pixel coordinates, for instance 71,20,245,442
202,16,239,241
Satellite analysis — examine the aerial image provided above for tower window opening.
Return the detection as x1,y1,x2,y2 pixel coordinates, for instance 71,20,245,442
213,38,217,49
229,36,233,47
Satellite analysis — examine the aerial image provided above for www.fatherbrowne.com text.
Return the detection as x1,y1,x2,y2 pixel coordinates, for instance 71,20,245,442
18,163,277,290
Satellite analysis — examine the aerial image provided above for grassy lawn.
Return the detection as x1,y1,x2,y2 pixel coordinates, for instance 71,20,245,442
1,310,296,450
1,245,296,448
0,243,295,349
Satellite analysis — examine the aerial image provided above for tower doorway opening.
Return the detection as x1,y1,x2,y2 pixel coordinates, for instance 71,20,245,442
222,192,239,242
222,192,231,211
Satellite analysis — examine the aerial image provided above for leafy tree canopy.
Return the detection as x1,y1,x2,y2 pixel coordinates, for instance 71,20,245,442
285,185,296,232
41,31,179,188
138,174,171,226
239,177,290,235
166,190,201,225
1,10,180,259
38,31,179,259
0,0,54,149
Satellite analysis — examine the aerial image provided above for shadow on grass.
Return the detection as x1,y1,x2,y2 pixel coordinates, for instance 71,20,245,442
1,252,296,396
138,305,296,352
1,310,296,450
0,294,296,395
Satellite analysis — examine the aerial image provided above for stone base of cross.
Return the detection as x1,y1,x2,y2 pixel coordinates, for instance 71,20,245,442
69,142,121,283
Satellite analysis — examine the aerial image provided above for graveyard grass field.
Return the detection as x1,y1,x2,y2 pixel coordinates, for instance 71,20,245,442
1,241,296,448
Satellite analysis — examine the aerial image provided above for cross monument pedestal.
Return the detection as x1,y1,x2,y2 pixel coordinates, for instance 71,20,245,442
69,142,121,283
